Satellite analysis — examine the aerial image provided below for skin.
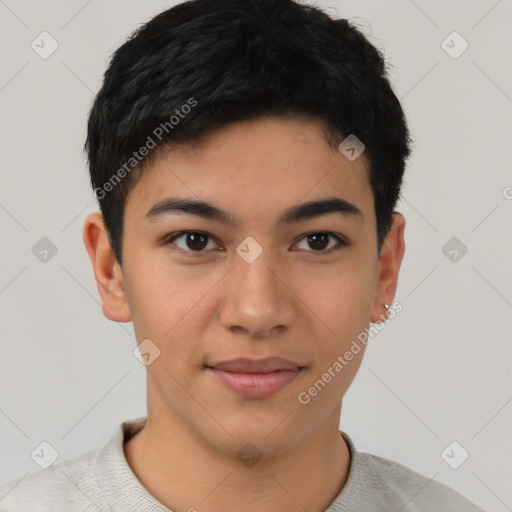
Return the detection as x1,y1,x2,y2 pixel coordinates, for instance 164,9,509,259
83,117,405,512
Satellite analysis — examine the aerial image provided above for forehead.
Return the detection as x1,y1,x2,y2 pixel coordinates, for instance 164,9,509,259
125,117,374,228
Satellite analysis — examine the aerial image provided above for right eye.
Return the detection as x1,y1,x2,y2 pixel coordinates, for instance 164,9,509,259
165,231,221,254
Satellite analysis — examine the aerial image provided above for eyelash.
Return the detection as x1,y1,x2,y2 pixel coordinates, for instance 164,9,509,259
164,231,348,257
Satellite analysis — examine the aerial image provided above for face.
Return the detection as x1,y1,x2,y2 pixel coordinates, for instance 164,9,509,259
84,116,405,458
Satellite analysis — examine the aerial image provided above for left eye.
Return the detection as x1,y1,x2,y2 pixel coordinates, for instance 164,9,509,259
165,231,346,254
293,232,346,254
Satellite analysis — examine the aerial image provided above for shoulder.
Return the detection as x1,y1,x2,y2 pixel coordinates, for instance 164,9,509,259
361,451,486,511
336,432,487,512
0,447,110,512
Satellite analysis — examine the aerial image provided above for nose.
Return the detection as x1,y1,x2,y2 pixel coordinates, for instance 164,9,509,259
219,255,296,338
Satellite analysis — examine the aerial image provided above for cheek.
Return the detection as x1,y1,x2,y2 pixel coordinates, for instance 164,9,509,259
299,262,373,375
296,345,365,420
123,252,188,330
124,261,220,364
298,258,374,328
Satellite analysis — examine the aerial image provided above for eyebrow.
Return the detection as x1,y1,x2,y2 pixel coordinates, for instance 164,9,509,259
146,196,364,227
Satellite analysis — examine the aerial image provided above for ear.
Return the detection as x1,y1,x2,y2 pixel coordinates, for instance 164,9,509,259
370,213,406,324
82,212,131,323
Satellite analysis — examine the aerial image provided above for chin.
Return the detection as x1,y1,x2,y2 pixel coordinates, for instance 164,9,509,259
194,410,306,460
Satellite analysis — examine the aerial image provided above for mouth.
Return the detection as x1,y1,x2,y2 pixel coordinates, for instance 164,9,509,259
204,357,305,399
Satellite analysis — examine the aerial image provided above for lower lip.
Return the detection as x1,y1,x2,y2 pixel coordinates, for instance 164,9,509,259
206,367,303,398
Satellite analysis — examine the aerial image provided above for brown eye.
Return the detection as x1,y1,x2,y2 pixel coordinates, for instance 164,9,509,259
307,233,329,250
293,232,347,254
167,232,217,252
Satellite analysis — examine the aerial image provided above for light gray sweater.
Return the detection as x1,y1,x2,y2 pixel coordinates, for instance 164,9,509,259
0,416,486,511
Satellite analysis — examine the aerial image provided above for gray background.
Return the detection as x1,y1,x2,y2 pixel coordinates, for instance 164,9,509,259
0,1,510,510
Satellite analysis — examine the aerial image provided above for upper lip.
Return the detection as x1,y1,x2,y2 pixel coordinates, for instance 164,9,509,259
206,357,304,373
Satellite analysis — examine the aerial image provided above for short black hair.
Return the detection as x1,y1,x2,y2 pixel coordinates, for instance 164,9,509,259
85,0,412,266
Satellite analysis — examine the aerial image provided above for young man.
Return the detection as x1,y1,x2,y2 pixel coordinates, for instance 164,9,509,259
0,0,487,510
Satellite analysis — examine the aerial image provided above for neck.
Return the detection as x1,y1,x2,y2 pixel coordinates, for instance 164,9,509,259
124,405,351,512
